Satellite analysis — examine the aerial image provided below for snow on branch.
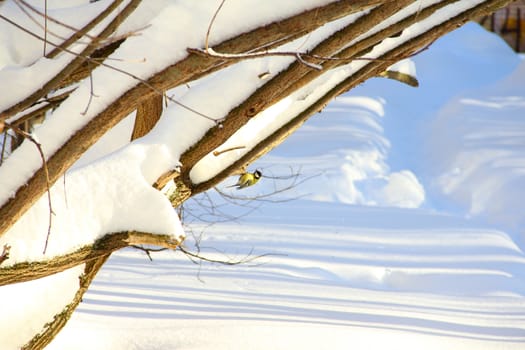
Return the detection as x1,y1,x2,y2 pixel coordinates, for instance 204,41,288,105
0,231,183,286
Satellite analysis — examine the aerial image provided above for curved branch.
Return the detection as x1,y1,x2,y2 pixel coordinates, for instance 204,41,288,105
22,255,110,350
0,231,183,286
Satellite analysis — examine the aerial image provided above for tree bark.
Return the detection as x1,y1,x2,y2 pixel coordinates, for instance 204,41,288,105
21,255,110,350
0,231,182,286
131,94,164,140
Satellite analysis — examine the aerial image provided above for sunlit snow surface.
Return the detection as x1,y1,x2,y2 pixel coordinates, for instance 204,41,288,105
46,23,525,350
49,203,525,350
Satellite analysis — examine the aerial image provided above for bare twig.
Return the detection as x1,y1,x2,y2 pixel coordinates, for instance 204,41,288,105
6,89,73,127
0,0,142,121
0,128,8,166
295,52,323,70
0,244,10,265
184,191,253,224
43,0,48,56
16,0,137,58
62,172,69,209
130,245,167,261
14,0,129,56
166,94,220,123
81,68,99,115
4,122,54,254
205,0,227,51
187,47,399,69
0,13,59,48
199,0,395,71
215,169,318,203
13,0,69,51
213,145,246,156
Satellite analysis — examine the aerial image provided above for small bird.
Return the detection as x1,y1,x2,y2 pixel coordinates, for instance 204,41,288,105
229,170,262,189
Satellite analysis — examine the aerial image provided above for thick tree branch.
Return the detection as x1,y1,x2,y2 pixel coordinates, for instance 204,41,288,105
22,254,111,350
131,94,163,140
8,229,182,350
0,231,183,286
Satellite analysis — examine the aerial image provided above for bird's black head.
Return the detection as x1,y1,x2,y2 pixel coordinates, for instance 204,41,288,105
254,170,262,179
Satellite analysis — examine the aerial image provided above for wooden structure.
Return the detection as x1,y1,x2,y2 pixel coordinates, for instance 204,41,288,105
478,0,525,52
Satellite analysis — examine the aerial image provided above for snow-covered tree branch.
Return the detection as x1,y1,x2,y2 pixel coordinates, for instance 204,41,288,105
0,0,513,348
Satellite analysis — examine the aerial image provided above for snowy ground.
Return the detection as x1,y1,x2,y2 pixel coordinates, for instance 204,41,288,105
50,203,525,350
46,23,525,349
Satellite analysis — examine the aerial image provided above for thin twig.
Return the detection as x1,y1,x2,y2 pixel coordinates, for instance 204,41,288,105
131,245,167,261
0,244,10,265
213,145,246,156
189,47,399,68
295,52,323,70
15,0,134,53
7,92,70,127
166,94,220,123
4,122,54,254
179,244,283,266
205,0,227,51
43,0,48,56
202,0,311,70
0,128,8,166
62,172,69,209
215,177,312,203
214,166,318,203
185,191,253,224
81,68,99,115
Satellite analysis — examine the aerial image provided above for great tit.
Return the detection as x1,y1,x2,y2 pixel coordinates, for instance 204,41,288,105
229,170,262,189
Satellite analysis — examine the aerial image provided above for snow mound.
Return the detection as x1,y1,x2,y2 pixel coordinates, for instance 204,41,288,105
427,60,525,230
248,95,425,208
0,143,184,265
